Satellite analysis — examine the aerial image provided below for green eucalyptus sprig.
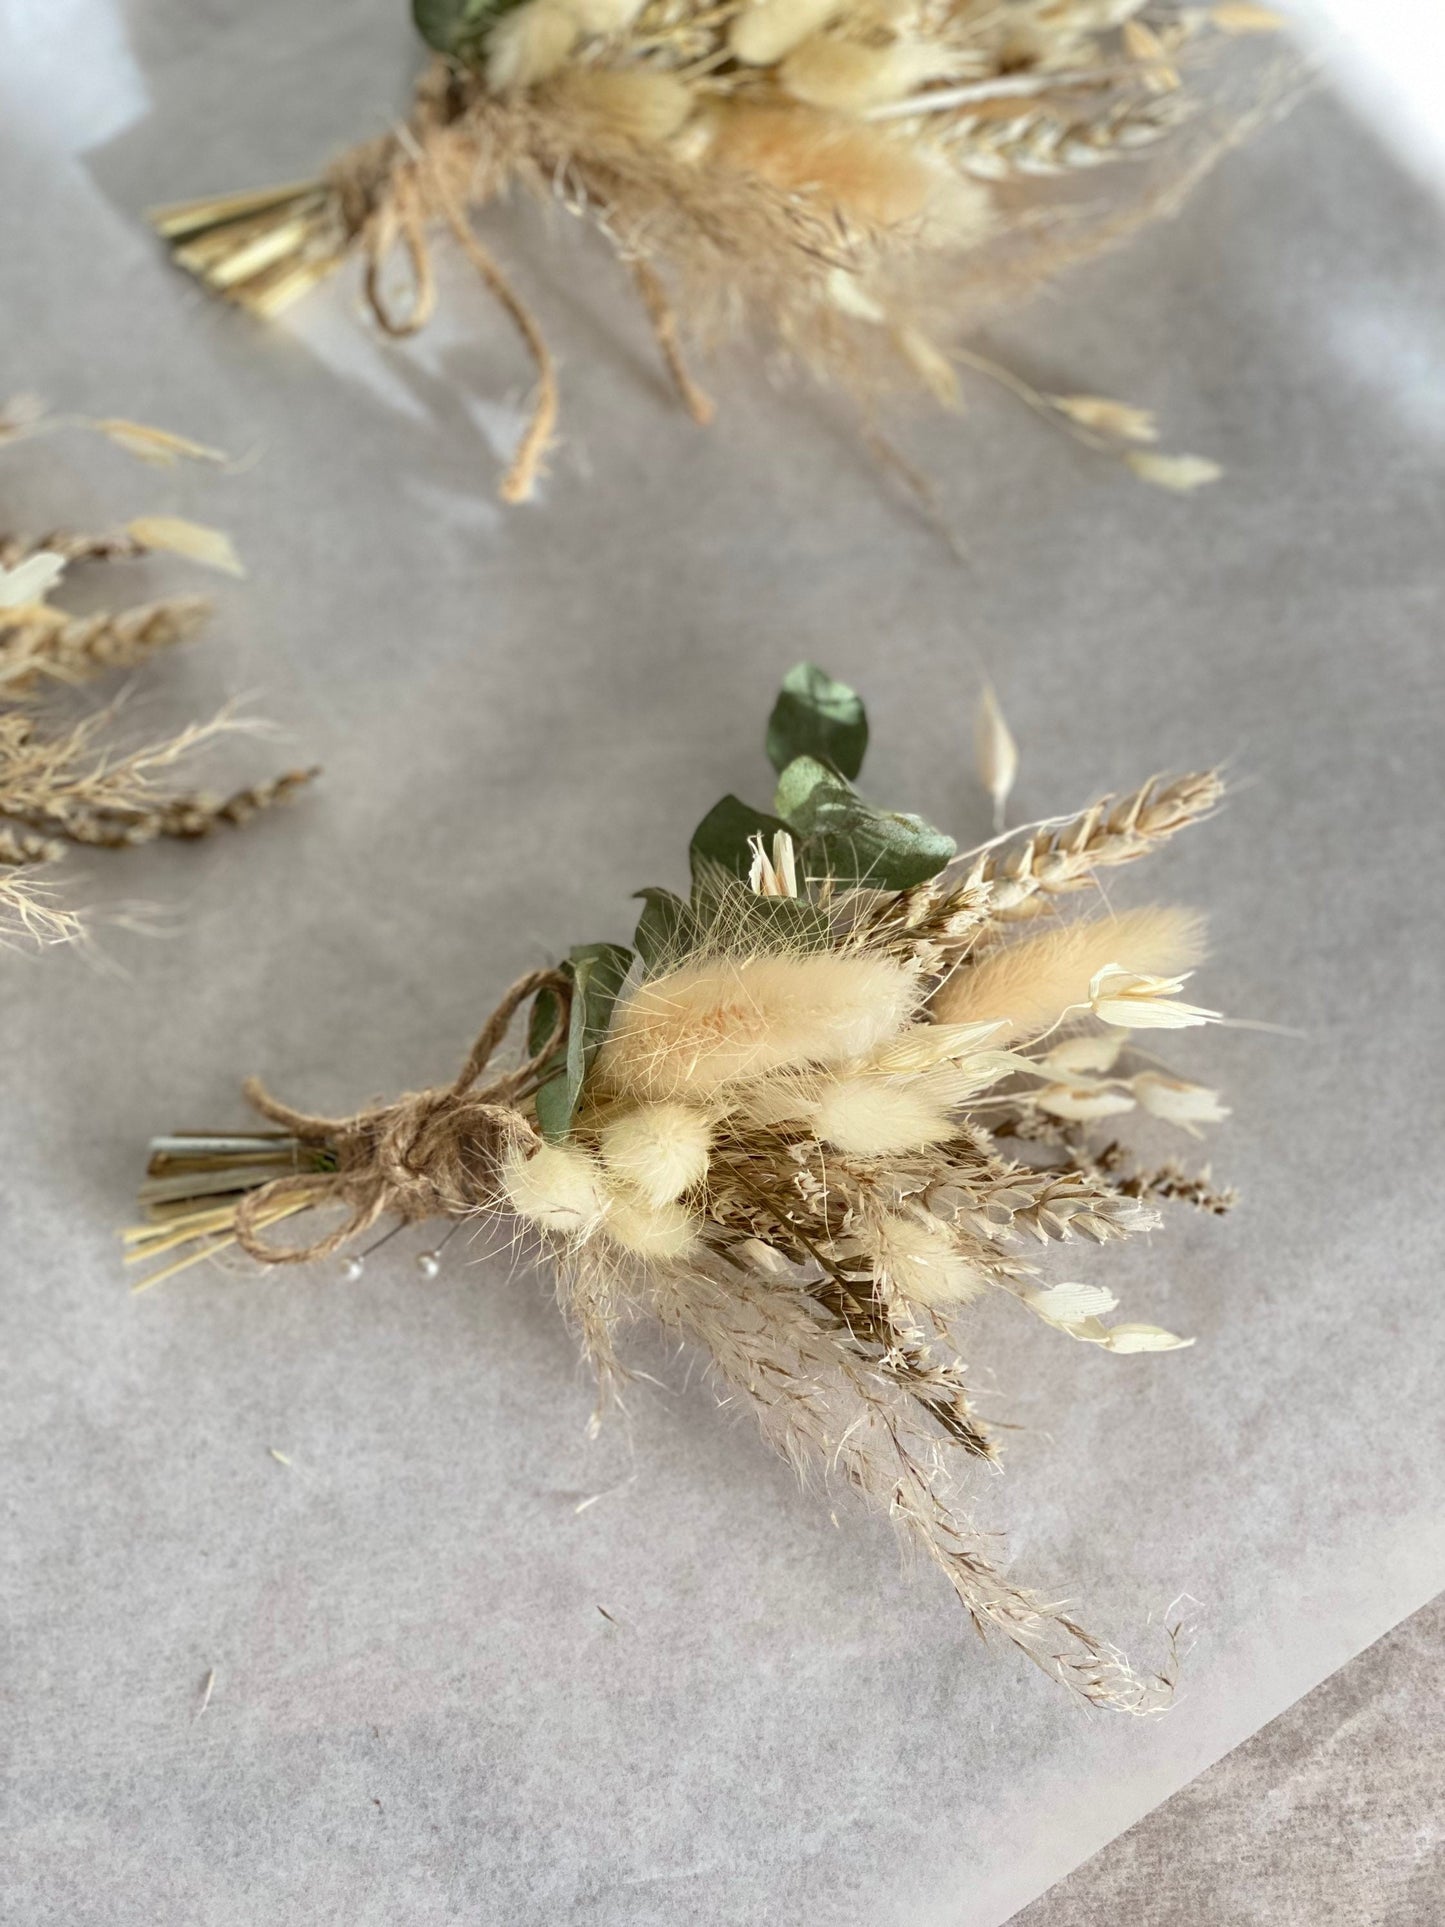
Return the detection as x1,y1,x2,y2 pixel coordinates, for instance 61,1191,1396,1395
529,663,958,1141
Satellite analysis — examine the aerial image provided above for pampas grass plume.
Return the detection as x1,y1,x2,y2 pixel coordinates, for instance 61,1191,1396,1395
599,950,919,1100
931,906,1206,1042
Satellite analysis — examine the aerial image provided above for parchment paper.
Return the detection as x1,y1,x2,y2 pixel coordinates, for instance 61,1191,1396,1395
3,6,1443,1923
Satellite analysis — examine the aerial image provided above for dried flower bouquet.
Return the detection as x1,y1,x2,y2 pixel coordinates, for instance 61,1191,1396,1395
131,664,1235,1708
151,0,1282,500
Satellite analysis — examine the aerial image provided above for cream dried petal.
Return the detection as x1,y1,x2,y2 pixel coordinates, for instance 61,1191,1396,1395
1125,451,1223,492
1094,1323,1195,1353
1025,1280,1119,1324
1042,1032,1126,1076
1089,966,1220,1030
974,683,1018,830
1132,1072,1230,1130
126,516,244,577
1034,1080,1136,1121
0,550,67,609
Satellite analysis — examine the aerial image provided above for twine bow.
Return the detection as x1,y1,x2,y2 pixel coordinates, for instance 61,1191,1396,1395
232,966,570,1265
329,100,560,505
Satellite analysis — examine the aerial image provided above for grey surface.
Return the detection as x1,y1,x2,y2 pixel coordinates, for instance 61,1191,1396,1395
1012,1593,1445,1926
3,6,1445,1924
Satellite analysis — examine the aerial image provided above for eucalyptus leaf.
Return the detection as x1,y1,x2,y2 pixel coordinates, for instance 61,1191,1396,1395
774,755,955,890
633,888,696,972
766,663,868,780
411,0,516,56
528,972,573,1142
688,793,791,885
730,893,833,952
530,941,632,1141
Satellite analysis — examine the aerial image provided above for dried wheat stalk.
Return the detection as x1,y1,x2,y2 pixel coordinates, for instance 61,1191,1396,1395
0,404,312,945
130,663,1235,1710
147,0,1284,500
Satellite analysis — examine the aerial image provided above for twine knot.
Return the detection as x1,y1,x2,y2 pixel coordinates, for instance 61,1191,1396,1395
231,966,569,1266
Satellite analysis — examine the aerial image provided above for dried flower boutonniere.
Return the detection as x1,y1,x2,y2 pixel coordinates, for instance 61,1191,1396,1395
0,401,313,948
131,665,1236,1707
150,1,1283,502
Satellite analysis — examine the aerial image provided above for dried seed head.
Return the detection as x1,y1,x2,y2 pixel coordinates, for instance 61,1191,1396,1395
599,1103,712,1205
1089,967,1220,1030
931,907,1206,1042
125,517,243,577
709,106,993,249
487,1,580,92
546,68,694,145
779,36,957,113
501,1140,609,1233
603,1192,699,1262
729,0,842,68
599,950,920,1101
811,1073,956,1157
867,1213,986,1307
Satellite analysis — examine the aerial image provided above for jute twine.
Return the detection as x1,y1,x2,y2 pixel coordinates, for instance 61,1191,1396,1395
319,65,708,500
324,77,558,504
232,966,570,1264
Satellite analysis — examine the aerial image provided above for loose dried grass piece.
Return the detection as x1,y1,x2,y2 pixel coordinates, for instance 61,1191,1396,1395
974,683,1017,831
0,596,210,694
1,412,308,949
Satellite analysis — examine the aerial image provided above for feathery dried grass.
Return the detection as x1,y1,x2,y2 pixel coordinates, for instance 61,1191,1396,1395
932,904,1205,1039
1,407,310,946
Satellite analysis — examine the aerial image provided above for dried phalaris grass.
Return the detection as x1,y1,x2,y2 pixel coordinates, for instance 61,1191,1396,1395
146,0,1286,501
0,401,313,946
132,663,1236,1711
